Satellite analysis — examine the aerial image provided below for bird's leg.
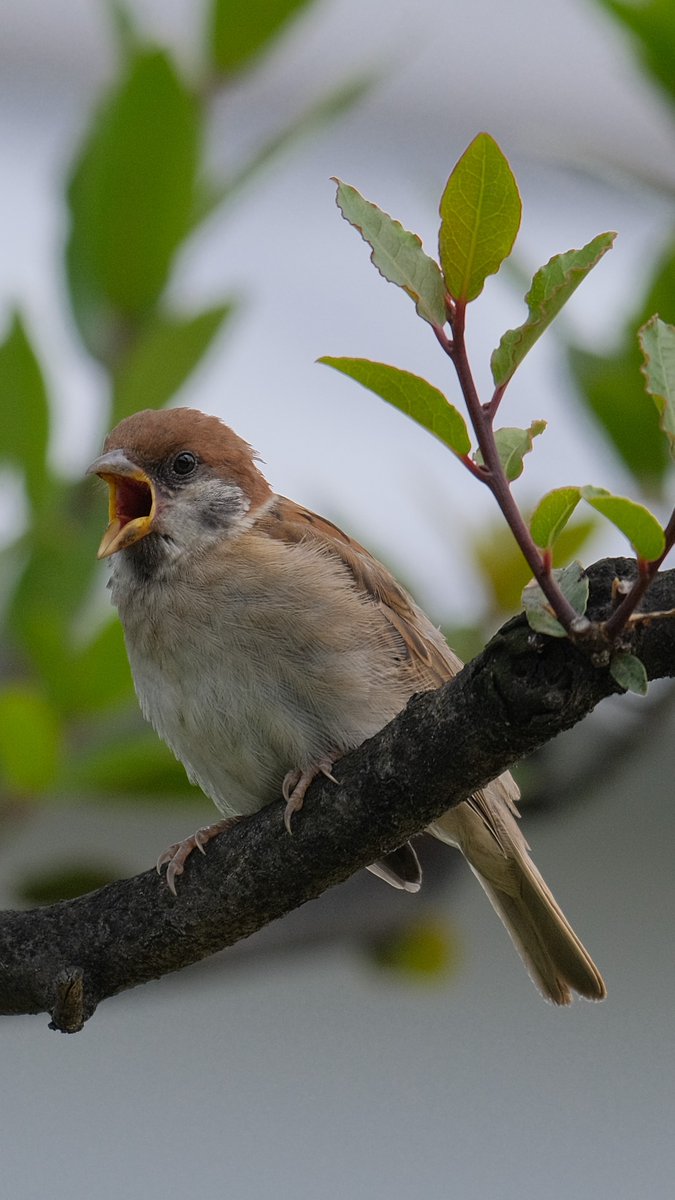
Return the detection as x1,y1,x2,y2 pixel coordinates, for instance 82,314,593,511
282,757,339,833
156,817,239,895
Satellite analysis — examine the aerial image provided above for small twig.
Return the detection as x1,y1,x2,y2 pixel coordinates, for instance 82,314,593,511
49,967,86,1034
604,509,675,640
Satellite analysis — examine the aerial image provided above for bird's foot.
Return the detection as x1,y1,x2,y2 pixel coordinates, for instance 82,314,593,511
282,757,339,833
156,817,239,895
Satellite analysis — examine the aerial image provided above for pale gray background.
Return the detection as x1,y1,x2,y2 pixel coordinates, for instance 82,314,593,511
1,2,674,1198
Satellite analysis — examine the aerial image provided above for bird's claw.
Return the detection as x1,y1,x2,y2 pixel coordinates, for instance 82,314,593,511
281,757,339,833
156,818,238,894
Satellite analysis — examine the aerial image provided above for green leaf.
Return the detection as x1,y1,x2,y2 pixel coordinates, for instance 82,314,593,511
319,358,471,455
522,561,589,638
67,730,199,797
476,421,546,481
609,651,649,696
598,0,675,106
333,181,446,327
64,621,134,716
208,0,315,73
112,304,235,423
0,312,51,510
639,315,675,458
474,517,595,616
438,133,522,303
0,686,61,794
8,486,104,688
566,245,675,494
580,486,665,561
491,233,616,387
66,48,200,350
530,487,582,549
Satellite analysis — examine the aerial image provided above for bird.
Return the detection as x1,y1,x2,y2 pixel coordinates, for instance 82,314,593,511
87,406,606,1005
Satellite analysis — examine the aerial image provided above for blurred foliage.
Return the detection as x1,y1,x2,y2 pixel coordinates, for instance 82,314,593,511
0,0,368,843
371,918,461,981
566,0,675,496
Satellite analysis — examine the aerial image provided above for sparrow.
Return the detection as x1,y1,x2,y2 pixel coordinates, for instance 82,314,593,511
88,406,606,1004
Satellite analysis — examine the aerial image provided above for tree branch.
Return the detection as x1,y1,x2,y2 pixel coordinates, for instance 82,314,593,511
2,557,674,1031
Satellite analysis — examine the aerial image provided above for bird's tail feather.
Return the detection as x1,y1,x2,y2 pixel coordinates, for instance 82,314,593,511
428,798,606,1004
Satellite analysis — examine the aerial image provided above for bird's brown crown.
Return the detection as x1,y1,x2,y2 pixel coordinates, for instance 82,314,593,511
104,408,272,509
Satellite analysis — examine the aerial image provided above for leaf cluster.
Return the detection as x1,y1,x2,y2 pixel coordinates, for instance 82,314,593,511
322,132,675,692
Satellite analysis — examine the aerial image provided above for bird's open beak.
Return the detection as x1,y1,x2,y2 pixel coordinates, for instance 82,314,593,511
86,450,157,559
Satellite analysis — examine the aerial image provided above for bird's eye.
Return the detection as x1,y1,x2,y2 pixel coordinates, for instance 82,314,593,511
172,451,197,476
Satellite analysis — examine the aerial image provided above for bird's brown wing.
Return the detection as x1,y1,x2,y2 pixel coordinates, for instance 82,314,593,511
258,495,461,691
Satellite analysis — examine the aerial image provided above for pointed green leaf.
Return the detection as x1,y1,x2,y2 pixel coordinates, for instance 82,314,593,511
476,421,546,481
439,133,521,303
333,181,447,327
319,357,471,455
112,303,235,422
66,48,200,349
208,0,315,73
491,233,616,386
580,486,665,561
610,651,649,696
530,487,582,549
639,315,675,458
0,686,61,794
0,313,51,510
523,562,589,638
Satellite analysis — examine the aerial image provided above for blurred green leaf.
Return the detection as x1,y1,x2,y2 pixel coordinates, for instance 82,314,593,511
112,304,235,422
66,48,200,353
580,485,665,560
491,233,616,387
106,0,143,63
8,484,103,692
67,730,199,797
333,180,446,327
474,517,596,616
208,0,315,73
610,651,649,696
0,312,51,511
0,685,61,793
17,861,123,905
372,919,460,980
597,0,675,105
65,621,133,716
319,357,471,454
530,487,582,549
523,561,589,638
475,421,546,481
639,314,675,457
439,133,521,303
567,245,675,494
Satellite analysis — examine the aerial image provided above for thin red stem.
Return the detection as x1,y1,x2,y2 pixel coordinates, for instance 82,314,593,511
441,300,583,635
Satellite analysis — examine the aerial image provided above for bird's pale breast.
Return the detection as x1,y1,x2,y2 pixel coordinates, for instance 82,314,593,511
110,530,414,816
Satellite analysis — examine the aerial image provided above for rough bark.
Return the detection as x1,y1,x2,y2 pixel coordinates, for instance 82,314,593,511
2,557,674,1031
